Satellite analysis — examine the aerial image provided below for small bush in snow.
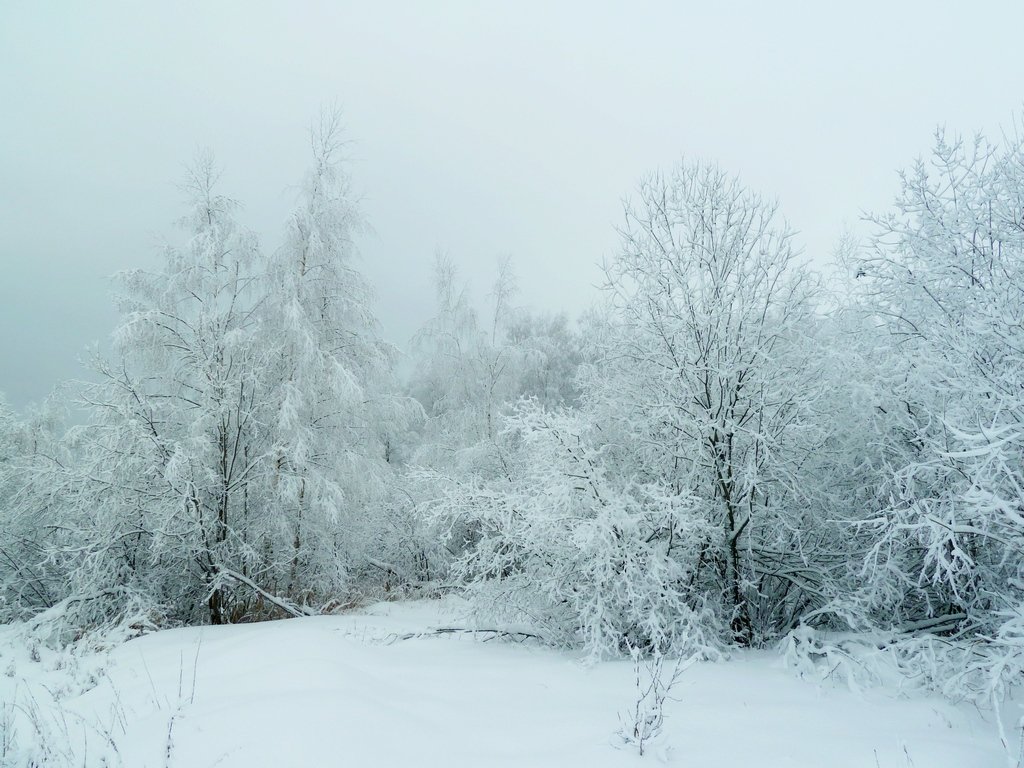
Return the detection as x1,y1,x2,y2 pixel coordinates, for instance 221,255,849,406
615,645,695,758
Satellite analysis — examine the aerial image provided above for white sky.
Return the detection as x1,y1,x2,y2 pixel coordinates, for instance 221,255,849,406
2,1,1023,408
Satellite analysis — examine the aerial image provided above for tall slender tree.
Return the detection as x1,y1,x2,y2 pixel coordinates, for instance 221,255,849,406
597,161,828,643
261,111,410,602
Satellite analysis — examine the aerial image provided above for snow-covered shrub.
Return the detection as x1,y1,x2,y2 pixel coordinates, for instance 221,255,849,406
782,618,1024,761
615,645,695,758
419,402,725,658
0,397,70,626
828,128,1024,704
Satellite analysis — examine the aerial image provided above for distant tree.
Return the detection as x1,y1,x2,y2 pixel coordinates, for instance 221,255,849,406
505,310,582,409
409,252,583,465
406,252,588,590
409,253,526,471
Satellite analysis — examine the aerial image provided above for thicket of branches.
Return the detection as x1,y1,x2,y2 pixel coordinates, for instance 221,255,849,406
1,114,1022,715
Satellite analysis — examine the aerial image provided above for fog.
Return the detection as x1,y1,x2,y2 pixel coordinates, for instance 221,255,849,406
2,0,1022,408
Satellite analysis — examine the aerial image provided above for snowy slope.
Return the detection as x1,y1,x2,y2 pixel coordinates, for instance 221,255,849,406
0,599,1006,767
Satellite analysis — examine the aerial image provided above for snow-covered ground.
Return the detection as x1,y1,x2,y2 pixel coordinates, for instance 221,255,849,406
0,599,1008,767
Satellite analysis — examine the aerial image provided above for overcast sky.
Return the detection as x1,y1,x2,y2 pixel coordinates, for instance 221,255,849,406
2,1,1023,409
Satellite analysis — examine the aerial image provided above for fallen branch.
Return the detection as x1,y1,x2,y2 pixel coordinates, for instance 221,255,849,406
214,567,317,619
364,556,412,582
900,613,968,636
387,627,545,644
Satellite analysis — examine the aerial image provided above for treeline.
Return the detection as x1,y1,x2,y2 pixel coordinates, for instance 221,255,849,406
1,114,1022,708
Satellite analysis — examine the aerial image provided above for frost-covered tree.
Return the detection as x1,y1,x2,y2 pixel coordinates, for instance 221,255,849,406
0,390,133,635
410,252,582,464
67,151,272,625
592,161,830,643
850,129,1024,641
405,255,522,585
261,110,416,602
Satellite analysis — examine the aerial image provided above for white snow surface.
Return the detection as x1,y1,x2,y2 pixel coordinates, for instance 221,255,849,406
0,598,1007,767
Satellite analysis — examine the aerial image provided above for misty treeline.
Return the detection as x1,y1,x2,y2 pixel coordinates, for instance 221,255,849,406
2,114,1023,711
